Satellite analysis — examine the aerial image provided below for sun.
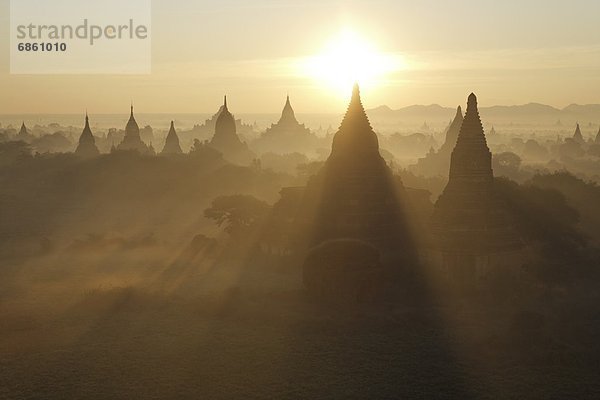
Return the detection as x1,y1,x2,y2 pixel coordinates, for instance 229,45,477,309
300,30,406,94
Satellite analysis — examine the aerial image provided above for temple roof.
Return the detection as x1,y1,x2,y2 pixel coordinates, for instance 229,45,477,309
76,113,100,157
161,121,183,154
573,123,584,143
214,96,237,138
440,106,463,153
278,95,299,125
126,104,140,136
448,92,492,180
330,84,379,157
456,93,486,142
79,113,95,143
18,122,28,136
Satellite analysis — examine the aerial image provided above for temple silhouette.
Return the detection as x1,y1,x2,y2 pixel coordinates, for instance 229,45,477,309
16,122,32,142
75,113,100,158
252,96,320,156
429,93,523,278
263,85,417,264
412,106,463,177
161,121,183,155
208,96,255,165
116,105,154,155
573,123,585,144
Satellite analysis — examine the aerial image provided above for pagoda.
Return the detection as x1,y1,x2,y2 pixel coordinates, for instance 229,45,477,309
413,106,463,177
75,113,100,158
161,121,183,155
295,84,416,257
208,96,255,165
430,93,522,277
252,96,319,155
596,126,600,144
116,105,153,154
439,106,464,154
573,123,585,144
16,122,33,142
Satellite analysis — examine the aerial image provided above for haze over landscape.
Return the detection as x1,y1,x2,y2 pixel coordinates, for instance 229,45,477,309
2,1,600,399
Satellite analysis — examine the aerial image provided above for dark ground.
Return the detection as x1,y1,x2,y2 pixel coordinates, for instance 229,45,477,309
1,255,599,400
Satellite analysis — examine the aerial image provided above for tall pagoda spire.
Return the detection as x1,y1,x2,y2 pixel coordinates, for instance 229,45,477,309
278,95,299,125
209,96,255,164
573,123,585,144
125,103,140,138
116,103,152,154
18,122,28,136
432,92,522,258
161,120,183,155
75,112,100,157
299,83,414,253
440,105,463,154
448,93,492,181
330,83,379,159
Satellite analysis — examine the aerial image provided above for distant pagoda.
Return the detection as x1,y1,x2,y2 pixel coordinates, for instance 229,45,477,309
208,96,255,165
573,123,585,144
296,84,415,256
596,126,600,144
252,96,319,155
439,106,464,155
116,105,154,154
431,93,522,275
413,106,463,177
161,121,183,155
75,113,100,158
16,122,33,142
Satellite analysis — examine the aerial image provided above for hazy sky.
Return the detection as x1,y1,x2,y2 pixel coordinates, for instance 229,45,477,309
1,0,600,114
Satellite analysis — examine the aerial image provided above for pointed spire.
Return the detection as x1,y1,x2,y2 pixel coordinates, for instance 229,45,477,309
162,120,183,155
76,112,99,157
279,94,298,124
573,122,584,143
18,121,28,137
330,83,379,156
223,95,228,110
457,93,485,141
441,105,464,152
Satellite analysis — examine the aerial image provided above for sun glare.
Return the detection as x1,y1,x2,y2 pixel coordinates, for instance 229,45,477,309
300,30,406,94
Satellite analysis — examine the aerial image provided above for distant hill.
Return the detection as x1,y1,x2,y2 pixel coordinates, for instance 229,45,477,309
367,103,600,127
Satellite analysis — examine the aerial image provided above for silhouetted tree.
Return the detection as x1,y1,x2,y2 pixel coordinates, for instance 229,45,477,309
493,151,522,178
204,195,270,237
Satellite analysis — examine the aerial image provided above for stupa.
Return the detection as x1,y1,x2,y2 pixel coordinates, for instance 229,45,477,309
116,105,153,154
573,123,586,144
295,84,416,257
252,96,319,155
430,93,522,277
413,106,463,177
75,113,100,158
208,96,255,165
161,121,183,155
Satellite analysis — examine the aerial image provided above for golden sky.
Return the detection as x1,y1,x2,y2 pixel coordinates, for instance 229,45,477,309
1,0,600,114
